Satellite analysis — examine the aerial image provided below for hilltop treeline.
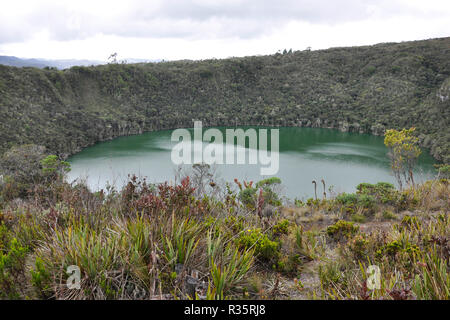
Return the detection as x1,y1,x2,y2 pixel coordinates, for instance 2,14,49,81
0,37,449,161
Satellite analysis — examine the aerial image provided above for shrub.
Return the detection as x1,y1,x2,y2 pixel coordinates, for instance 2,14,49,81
335,193,358,206
351,213,366,223
336,192,375,208
357,194,376,209
272,219,290,236
349,234,369,259
236,228,279,262
382,210,397,220
378,239,420,257
40,155,71,182
395,191,420,211
436,164,450,179
30,257,52,299
306,198,320,206
336,192,376,217
0,225,29,299
130,176,209,216
239,188,257,208
357,182,397,204
236,177,282,210
327,220,359,240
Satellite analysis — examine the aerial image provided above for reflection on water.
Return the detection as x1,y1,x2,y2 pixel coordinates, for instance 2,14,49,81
67,127,437,200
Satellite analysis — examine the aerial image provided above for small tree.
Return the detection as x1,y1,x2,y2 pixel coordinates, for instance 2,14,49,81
107,52,118,64
384,128,421,190
434,164,450,179
40,155,71,183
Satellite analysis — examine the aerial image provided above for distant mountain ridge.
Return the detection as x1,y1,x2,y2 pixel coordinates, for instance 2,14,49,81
0,56,162,69
0,56,104,69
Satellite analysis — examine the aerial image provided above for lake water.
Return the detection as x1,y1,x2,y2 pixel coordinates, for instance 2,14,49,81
67,127,437,200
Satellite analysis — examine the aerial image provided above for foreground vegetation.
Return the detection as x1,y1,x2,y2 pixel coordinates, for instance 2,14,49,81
0,37,449,162
0,153,448,299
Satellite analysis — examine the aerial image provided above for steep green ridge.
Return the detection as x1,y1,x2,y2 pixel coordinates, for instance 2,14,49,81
0,37,449,162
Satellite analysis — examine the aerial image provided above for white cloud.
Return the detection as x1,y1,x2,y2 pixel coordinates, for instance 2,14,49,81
0,0,449,60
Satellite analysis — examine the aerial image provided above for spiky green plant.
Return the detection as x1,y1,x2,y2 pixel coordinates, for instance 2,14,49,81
209,244,254,299
413,251,450,300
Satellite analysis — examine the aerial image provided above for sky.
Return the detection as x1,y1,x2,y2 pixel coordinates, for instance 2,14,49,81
0,0,449,61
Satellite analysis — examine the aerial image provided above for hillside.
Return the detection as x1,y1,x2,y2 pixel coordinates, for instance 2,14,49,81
0,37,449,162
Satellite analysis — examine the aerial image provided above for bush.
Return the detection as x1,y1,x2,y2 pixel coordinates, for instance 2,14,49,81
395,191,420,211
378,239,420,257
335,193,358,206
272,219,290,236
236,178,282,211
336,193,375,208
349,234,369,259
40,155,71,182
351,214,366,223
436,164,450,179
0,224,29,299
236,228,279,262
30,257,52,299
382,210,397,220
327,220,359,240
336,192,376,216
357,182,398,204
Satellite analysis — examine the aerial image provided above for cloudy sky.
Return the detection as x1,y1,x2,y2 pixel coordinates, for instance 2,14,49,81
0,0,449,61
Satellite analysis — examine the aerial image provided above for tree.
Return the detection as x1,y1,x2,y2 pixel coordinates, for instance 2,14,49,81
434,164,450,179
108,52,118,64
40,155,71,183
384,128,422,190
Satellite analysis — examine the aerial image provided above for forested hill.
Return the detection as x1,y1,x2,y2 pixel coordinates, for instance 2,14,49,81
0,37,449,162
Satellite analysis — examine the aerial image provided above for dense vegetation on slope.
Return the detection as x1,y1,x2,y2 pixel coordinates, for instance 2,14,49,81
0,37,449,161
0,162,448,299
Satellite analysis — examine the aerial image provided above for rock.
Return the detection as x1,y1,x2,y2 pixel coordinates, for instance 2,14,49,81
339,121,349,132
370,123,385,136
175,263,184,275
185,275,198,298
262,205,276,218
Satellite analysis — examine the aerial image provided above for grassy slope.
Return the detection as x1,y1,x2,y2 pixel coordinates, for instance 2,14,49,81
0,37,449,162
0,174,448,300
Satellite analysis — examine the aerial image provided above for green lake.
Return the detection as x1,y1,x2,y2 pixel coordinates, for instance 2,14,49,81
67,127,437,200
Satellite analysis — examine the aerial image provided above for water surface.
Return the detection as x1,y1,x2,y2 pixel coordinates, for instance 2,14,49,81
67,127,437,199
